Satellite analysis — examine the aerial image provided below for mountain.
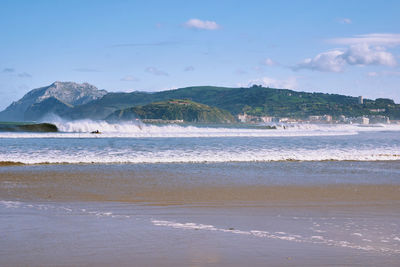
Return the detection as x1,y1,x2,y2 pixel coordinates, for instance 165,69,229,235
106,99,236,123
65,85,400,120
1,82,400,121
0,81,107,121
23,97,73,121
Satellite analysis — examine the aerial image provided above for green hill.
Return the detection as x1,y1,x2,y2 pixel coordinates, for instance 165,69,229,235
106,99,236,123
2,82,400,121
66,85,400,120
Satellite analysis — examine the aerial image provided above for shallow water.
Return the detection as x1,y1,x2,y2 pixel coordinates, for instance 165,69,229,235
1,123,400,266
1,199,400,266
1,123,400,164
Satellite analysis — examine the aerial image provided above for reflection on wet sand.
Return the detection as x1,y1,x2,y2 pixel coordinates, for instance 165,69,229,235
1,164,400,205
1,163,400,266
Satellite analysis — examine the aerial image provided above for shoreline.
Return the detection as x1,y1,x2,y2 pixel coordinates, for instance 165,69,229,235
2,159,400,167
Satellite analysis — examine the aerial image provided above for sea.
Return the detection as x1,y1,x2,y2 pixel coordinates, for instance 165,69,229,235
1,121,400,266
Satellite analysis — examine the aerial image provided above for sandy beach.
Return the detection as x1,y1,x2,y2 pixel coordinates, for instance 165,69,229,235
1,162,400,266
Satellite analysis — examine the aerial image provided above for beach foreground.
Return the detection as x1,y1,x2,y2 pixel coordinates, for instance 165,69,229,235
1,162,400,266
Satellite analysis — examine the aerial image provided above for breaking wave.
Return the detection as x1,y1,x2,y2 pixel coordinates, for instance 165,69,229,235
0,118,399,138
1,118,399,165
1,147,400,165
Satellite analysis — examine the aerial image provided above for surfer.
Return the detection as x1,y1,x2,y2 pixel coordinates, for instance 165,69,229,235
91,130,101,134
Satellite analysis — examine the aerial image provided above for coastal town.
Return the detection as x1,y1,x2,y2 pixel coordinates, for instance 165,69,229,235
237,95,397,125
237,113,394,125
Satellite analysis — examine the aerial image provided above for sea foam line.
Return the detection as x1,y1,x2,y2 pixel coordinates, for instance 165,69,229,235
1,147,400,164
2,120,400,138
151,220,400,255
1,201,398,254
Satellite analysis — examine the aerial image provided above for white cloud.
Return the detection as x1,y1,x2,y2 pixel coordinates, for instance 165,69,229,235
145,67,169,76
184,19,220,30
247,76,298,89
338,18,352,24
329,33,400,46
293,44,397,72
367,72,378,77
263,58,276,66
341,44,396,66
121,75,139,82
293,50,345,72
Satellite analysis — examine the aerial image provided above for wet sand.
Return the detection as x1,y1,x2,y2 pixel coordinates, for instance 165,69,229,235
1,163,400,266
1,162,400,204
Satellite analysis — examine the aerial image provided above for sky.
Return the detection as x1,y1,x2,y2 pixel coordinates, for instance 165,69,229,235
0,0,400,110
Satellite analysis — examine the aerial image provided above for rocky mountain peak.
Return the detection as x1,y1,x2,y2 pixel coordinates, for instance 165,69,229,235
0,81,108,121
38,81,107,105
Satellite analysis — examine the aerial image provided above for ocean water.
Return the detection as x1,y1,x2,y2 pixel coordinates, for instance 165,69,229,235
0,120,400,164
1,121,400,266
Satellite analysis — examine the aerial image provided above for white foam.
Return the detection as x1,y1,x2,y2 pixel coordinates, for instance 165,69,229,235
0,201,132,219
1,119,400,139
1,120,399,164
352,233,363,237
0,201,22,208
2,146,399,164
152,219,400,254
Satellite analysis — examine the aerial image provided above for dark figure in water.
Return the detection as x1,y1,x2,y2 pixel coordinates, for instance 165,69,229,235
91,130,101,134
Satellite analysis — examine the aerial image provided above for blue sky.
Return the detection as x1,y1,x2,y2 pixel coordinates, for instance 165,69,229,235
1,0,400,110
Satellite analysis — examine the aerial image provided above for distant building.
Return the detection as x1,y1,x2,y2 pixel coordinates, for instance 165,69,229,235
261,116,272,123
309,115,322,121
308,115,332,123
369,115,390,124
352,116,369,124
323,115,332,122
369,109,386,113
358,96,363,104
237,114,248,123
238,114,282,123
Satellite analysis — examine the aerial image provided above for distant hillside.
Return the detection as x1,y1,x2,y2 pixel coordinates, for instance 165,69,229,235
107,99,236,123
1,82,400,121
65,85,400,120
24,97,73,121
0,81,107,121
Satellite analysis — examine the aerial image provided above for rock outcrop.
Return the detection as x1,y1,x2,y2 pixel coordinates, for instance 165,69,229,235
0,81,107,121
